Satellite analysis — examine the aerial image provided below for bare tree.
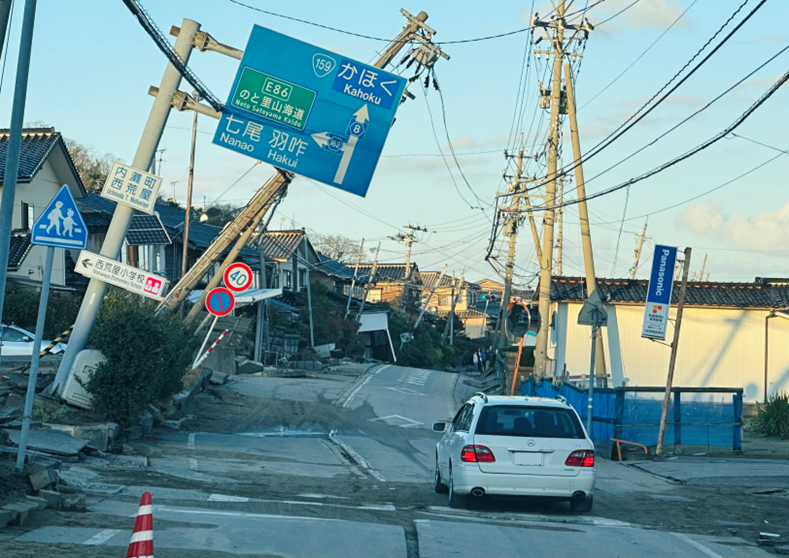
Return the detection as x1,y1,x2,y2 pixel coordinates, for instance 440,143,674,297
65,139,118,192
312,233,363,263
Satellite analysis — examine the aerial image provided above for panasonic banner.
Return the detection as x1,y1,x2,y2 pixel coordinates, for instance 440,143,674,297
641,245,678,340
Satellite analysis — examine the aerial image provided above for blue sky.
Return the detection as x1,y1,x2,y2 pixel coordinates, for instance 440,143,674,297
3,0,787,284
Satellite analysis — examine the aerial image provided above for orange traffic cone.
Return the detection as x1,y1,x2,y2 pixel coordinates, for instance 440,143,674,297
127,491,154,558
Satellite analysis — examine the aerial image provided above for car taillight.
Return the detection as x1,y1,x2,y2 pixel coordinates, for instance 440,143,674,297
460,445,496,463
565,450,595,467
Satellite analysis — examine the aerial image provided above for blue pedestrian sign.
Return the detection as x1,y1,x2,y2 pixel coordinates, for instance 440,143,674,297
31,185,88,249
213,26,407,198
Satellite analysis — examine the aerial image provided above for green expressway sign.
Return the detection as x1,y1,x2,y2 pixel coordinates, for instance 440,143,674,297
230,67,316,131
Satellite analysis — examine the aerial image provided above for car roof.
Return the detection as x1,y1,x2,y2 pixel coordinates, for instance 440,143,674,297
469,394,571,409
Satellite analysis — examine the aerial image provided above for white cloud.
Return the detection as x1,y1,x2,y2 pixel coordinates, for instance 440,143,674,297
595,0,689,31
676,200,789,251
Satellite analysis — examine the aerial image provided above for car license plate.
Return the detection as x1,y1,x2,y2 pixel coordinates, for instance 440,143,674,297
511,452,542,466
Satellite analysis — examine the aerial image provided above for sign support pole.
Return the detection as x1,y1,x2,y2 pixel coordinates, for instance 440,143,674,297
16,246,53,470
194,315,218,369
656,247,692,455
50,19,201,395
0,0,38,374
587,322,597,436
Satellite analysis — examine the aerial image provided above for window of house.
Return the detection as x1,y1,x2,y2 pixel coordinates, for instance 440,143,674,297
367,289,381,302
298,269,306,289
21,202,31,230
284,270,292,289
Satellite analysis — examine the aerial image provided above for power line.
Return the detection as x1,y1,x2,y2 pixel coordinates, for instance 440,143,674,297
578,0,698,111
596,0,640,26
212,161,261,203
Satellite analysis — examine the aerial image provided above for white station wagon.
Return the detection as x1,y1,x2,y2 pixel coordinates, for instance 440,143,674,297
433,393,596,512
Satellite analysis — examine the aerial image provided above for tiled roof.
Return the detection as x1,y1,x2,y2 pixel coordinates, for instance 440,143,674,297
315,252,368,282
7,233,31,270
357,263,419,283
421,271,480,290
0,129,85,193
260,230,306,261
549,276,786,309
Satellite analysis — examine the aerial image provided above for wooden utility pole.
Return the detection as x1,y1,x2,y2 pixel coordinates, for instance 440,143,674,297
656,247,692,455
345,238,365,318
359,242,380,315
495,146,526,352
182,90,199,279
390,224,427,314
631,220,649,279
442,267,466,345
564,61,606,380
555,170,565,276
414,265,446,332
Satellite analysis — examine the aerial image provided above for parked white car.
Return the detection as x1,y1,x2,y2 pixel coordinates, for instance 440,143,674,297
0,324,65,358
433,393,596,512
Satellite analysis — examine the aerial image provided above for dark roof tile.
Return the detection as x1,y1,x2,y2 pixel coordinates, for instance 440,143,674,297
7,233,31,270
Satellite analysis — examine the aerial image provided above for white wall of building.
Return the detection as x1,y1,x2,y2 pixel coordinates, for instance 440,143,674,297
554,302,789,402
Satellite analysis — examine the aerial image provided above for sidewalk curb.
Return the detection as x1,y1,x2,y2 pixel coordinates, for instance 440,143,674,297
0,495,49,529
172,368,213,413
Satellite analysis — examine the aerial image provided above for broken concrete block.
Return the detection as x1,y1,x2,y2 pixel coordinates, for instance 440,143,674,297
25,496,47,511
238,359,265,375
5,393,24,408
4,501,39,526
209,372,228,385
61,493,87,512
0,508,14,528
46,423,120,452
160,419,183,430
38,489,61,510
27,463,57,491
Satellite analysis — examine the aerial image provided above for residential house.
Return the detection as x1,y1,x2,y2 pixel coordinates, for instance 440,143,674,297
259,229,320,293
421,271,488,338
545,276,789,402
356,262,421,311
313,251,367,301
1,128,87,289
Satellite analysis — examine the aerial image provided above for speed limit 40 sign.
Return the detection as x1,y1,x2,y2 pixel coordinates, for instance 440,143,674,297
223,262,253,293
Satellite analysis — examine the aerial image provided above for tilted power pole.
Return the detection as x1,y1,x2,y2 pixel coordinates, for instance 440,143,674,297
630,220,649,279
532,2,595,379
390,224,427,314
358,242,381,316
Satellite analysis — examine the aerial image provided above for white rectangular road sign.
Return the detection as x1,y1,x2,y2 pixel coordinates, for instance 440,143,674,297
74,250,168,300
100,162,163,215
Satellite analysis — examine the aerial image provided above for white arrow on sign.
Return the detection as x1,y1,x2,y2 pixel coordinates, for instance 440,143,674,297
334,104,369,185
311,131,331,148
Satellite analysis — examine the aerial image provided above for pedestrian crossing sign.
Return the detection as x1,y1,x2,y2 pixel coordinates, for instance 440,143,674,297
31,184,88,249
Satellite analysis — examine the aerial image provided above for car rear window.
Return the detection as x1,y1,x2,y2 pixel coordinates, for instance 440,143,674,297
474,405,585,439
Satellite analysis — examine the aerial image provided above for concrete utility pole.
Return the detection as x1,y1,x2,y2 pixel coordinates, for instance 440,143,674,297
358,242,380,316
414,264,446,332
564,61,606,380
630,220,649,279
555,170,565,276
345,238,365,319
442,267,466,345
50,19,201,393
530,6,595,379
495,146,526,352
0,0,38,374
390,224,427,314
0,0,13,62
181,90,199,279
657,247,692,455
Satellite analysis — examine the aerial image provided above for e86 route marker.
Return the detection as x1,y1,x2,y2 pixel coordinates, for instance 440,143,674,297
205,287,235,317
223,262,253,293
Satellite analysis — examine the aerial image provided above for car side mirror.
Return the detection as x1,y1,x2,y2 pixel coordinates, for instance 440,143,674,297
432,422,447,432
22,336,31,342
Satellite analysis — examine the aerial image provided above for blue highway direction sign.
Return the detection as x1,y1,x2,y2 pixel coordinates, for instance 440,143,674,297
213,26,407,198
31,185,88,249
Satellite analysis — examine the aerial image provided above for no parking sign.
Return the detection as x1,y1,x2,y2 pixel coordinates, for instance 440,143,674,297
205,287,235,317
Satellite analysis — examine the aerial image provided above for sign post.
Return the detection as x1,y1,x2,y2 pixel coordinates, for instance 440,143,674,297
194,287,236,369
213,26,406,198
17,185,88,469
578,289,608,436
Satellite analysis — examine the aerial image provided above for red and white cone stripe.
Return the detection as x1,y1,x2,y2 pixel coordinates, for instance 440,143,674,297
193,329,229,369
127,491,154,558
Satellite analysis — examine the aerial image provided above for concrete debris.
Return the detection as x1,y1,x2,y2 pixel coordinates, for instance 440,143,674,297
237,359,265,375
26,463,58,491
3,500,41,526
45,423,119,452
4,393,24,408
8,429,88,457
61,493,87,512
775,545,789,555
38,489,61,510
160,419,184,430
209,372,228,385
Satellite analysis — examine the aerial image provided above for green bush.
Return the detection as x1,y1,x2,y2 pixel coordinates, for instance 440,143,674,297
2,285,80,339
751,392,789,437
85,290,198,426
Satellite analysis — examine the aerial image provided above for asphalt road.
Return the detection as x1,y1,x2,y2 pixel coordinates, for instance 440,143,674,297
2,364,777,557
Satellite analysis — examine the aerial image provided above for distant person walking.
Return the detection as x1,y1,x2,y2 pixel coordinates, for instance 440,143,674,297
472,350,479,372
45,201,64,235
480,350,487,371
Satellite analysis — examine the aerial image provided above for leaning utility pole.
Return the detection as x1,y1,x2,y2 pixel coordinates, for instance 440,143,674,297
181,90,199,280
494,146,526,352
442,267,466,345
564,61,606,380
345,238,365,319
532,5,595,379
358,242,381,316
630,220,649,279
390,224,427,314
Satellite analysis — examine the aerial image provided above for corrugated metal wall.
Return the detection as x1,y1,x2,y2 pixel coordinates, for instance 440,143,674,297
555,303,789,402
